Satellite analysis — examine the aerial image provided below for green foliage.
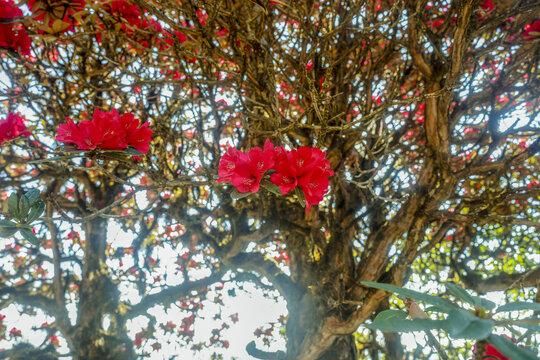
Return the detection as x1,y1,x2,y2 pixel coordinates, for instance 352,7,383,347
496,302,540,313
363,282,540,359
488,334,539,360
1,190,45,245
361,281,454,310
445,283,496,311
230,189,251,200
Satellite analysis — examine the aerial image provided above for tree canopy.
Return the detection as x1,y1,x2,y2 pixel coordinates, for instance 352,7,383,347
0,0,539,359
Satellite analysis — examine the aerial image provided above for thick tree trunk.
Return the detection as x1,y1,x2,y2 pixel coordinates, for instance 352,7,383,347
318,335,358,360
286,293,357,360
68,217,136,359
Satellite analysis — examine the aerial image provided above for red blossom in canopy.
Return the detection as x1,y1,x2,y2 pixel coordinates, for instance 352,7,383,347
270,158,298,195
196,8,208,26
9,327,21,338
270,146,334,211
87,108,128,149
0,0,21,18
246,139,276,175
217,146,243,184
106,0,141,28
0,24,31,55
523,20,540,42
217,139,276,193
230,158,263,193
55,117,86,148
298,166,331,211
0,113,31,145
121,113,153,153
56,109,152,153
0,0,31,55
176,31,188,43
217,141,333,205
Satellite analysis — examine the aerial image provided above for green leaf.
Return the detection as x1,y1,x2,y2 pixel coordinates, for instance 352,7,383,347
487,334,540,360
55,144,85,152
364,319,446,333
0,220,17,227
261,180,283,196
424,306,451,314
19,228,40,246
446,308,494,340
361,282,455,311
24,189,40,202
295,187,306,208
19,195,31,222
496,302,540,313
445,283,477,304
374,310,408,322
8,193,20,219
28,155,84,163
100,152,128,161
477,297,497,311
510,320,540,332
231,189,251,200
124,148,144,156
0,220,18,238
445,283,496,311
27,200,45,223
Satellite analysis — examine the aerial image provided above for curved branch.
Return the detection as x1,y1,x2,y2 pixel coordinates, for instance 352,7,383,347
226,252,300,303
459,266,540,294
125,269,225,318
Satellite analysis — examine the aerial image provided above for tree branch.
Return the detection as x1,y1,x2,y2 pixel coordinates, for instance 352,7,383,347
125,269,225,318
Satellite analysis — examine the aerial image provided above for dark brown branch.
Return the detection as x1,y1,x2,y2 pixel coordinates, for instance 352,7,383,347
125,269,225,318
459,266,540,294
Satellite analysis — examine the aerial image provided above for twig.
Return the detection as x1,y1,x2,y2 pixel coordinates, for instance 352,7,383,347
404,298,450,360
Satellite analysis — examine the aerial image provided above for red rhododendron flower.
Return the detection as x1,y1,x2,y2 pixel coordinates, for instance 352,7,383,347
270,159,298,195
121,113,153,153
106,0,141,28
298,166,331,210
196,8,208,26
0,0,31,55
217,147,243,184
176,31,188,43
218,139,276,193
271,146,333,211
0,0,20,18
523,20,540,42
56,109,152,153
231,141,276,193
217,140,333,205
230,158,263,193
0,112,31,145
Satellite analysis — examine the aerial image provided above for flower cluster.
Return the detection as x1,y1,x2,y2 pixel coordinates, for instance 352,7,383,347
56,108,152,153
99,0,187,51
523,20,540,42
217,140,334,211
0,113,31,145
0,0,31,56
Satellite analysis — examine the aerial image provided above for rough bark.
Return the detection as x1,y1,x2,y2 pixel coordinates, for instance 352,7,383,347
69,217,135,359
